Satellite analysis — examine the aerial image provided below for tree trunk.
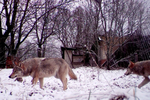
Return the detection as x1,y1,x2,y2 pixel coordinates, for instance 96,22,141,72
0,38,6,68
106,57,110,70
37,47,42,57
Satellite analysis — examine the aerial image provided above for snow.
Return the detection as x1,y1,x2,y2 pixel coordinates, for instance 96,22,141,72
0,67,150,100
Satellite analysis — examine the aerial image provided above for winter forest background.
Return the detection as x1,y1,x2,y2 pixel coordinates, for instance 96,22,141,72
0,0,150,69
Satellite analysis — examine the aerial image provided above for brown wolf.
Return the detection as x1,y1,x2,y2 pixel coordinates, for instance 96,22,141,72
9,58,77,90
125,60,150,88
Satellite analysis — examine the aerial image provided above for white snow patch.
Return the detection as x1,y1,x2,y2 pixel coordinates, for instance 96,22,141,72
0,67,150,100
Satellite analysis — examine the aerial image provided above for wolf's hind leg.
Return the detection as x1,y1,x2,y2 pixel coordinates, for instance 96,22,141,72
60,76,67,90
39,78,44,89
138,77,150,88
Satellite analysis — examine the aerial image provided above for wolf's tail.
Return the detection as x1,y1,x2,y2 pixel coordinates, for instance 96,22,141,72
68,67,77,80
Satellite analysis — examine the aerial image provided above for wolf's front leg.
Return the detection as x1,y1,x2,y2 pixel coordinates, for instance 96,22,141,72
31,77,39,85
138,76,150,88
39,78,44,89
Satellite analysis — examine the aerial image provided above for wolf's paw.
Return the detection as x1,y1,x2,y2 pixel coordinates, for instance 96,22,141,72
138,85,142,88
15,78,23,82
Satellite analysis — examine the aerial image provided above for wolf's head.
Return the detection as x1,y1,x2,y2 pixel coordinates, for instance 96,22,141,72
124,61,135,75
9,61,24,79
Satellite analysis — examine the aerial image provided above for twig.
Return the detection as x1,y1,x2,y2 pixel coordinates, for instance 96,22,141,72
133,86,136,100
113,75,126,81
88,90,91,100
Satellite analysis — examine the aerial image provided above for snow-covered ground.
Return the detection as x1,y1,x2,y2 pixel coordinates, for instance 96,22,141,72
0,67,150,100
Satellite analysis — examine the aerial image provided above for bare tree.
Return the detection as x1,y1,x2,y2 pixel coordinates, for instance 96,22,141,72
55,4,99,48
94,0,147,69
0,0,21,68
0,0,74,68
32,0,54,57
32,0,74,57
54,7,75,47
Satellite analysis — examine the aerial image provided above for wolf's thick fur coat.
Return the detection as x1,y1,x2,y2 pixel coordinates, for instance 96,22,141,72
125,60,150,88
9,58,77,90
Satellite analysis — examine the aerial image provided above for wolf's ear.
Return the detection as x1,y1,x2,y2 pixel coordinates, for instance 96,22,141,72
128,61,135,69
12,57,20,66
14,61,19,66
20,63,25,71
12,60,19,66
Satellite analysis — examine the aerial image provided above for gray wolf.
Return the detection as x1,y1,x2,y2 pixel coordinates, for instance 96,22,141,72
9,58,77,90
125,60,150,88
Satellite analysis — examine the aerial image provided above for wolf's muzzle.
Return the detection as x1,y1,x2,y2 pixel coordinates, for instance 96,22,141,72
9,75,17,78
9,75,12,78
